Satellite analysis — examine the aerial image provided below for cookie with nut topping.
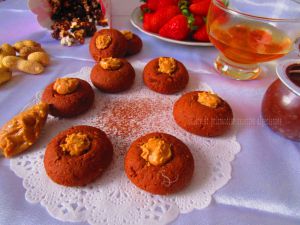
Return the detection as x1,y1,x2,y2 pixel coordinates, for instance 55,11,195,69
143,57,189,94
41,77,94,118
121,30,143,56
173,91,233,137
90,57,135,93
124,132,194,195
44,125,113,186
89,29,128,61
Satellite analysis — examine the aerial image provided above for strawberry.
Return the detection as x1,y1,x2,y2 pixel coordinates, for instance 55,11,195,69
194,15,205,27
178,0,198,31
190,0,207,3
143,13,154,32
148,6,181,33
189,0,211,16
157,0,179,9
193,25,209,42
159,15,189,40
140,3,152,13
147,0,159,11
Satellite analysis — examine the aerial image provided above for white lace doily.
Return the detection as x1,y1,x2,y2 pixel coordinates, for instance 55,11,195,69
10,65,241,225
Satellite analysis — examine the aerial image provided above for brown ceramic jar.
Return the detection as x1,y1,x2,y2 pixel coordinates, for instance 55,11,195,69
262,59,300,141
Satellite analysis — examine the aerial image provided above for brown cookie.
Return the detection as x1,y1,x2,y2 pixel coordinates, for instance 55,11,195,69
41,78,94,118
173,91,233,137
89,28,128,61
44,125,113,186
90,57,135,93
124,132,194,195
143,57,189,94
122,31,143,56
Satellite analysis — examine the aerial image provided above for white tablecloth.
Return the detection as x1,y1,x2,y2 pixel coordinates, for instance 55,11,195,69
0,1,300,225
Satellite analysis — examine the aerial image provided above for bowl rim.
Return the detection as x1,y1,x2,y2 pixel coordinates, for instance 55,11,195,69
276,59,300,97
213,0,300,23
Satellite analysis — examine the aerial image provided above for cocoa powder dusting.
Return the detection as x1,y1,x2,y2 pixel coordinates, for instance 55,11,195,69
96,98,170,139
90,96,173,157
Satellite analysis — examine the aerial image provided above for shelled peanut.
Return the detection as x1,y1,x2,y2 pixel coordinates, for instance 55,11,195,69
0,43,15,85
0,66,12,85
2,56,45,75
0,40,51,86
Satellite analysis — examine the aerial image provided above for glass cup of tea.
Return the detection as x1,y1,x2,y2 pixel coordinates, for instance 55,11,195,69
207,0,300,80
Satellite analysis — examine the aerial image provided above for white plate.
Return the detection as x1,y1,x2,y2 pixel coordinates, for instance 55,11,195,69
130,7,213,47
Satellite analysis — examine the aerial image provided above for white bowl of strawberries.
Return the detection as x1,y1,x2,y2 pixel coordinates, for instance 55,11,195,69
131,0,217,46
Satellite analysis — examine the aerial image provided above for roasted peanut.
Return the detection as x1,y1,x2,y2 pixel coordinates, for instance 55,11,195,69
19,46,44,58
0,43,16,67
2,56,44,75
0,63,9,70
28,51,50,66
0,67,12,86
13,40,41,52
1,43,16,56
23,40,41,47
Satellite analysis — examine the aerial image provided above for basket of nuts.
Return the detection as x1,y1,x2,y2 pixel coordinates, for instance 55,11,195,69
28,0,111,46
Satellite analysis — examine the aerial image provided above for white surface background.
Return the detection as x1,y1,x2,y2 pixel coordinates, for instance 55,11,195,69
0,0,300,225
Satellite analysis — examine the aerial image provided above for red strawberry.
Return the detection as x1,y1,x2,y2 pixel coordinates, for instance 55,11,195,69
159,15,189,40
148,6,181,33
147,0,159,11
157,0,179,9
193,25,209,42
190,0,207,3
143,13,154,31
189,0,211,16
140,3,147,11
140,3,152,13
194,15,205,27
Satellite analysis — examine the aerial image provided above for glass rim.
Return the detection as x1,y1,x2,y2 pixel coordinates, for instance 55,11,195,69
213,0,300,23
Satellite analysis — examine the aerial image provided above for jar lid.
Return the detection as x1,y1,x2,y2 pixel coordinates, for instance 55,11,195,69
276,59,300,97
